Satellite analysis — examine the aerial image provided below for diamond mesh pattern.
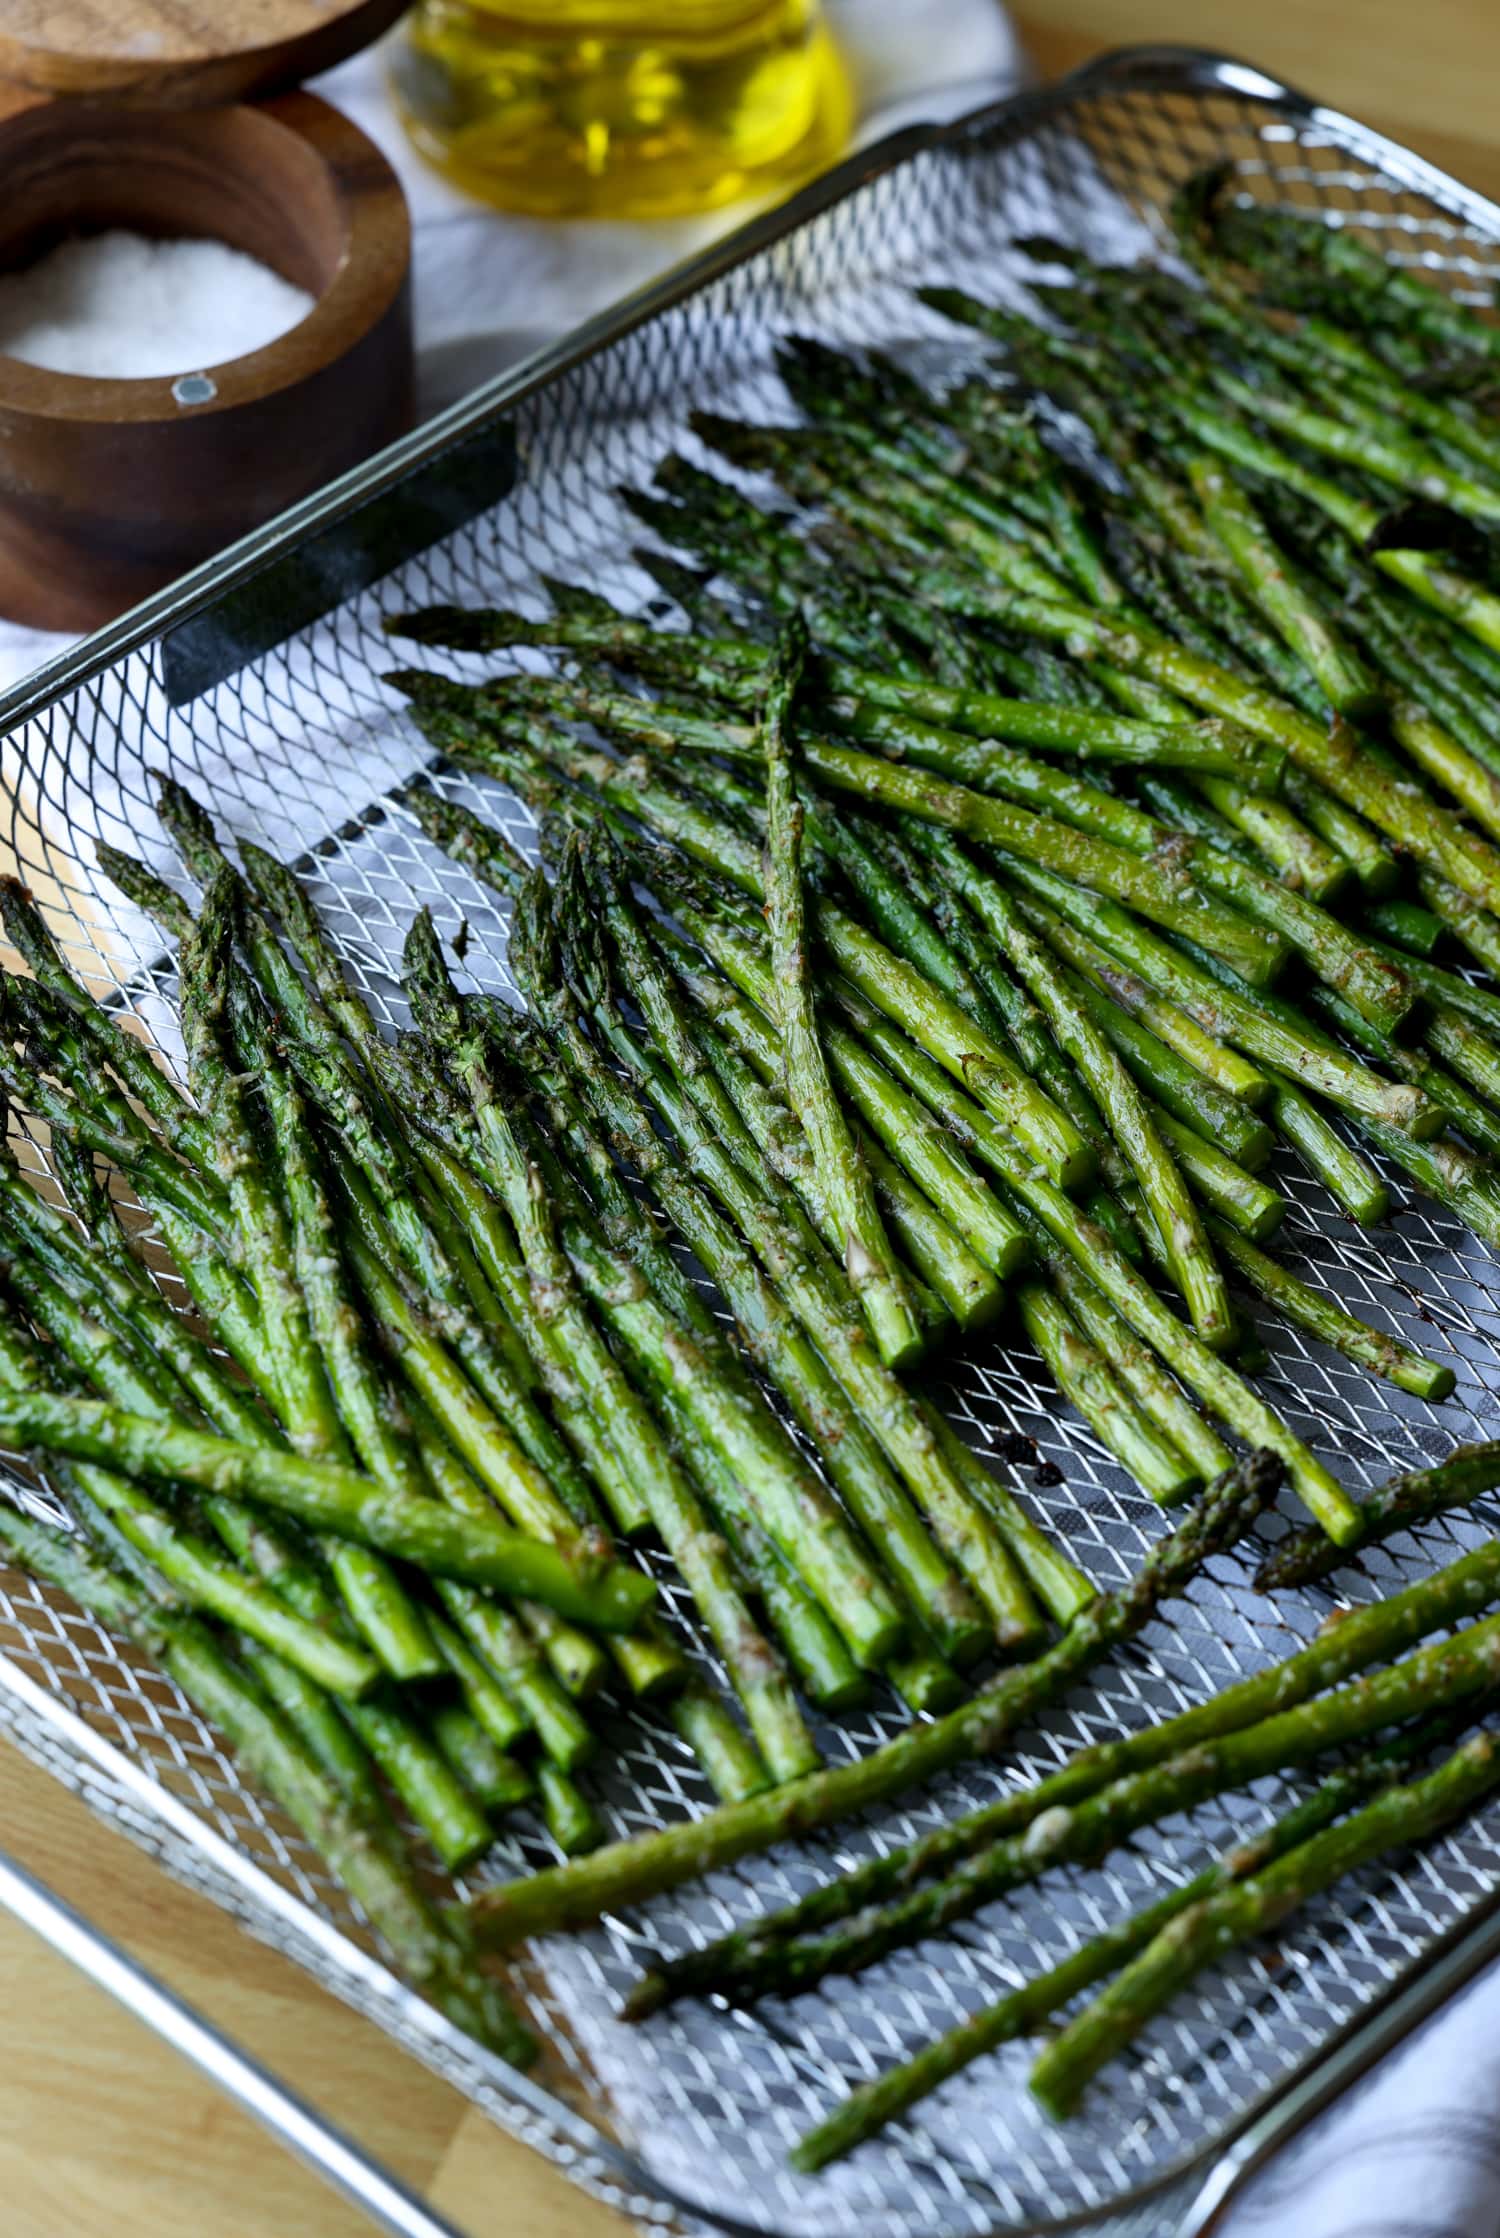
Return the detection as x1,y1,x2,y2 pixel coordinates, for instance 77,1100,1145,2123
0,54,1498,2238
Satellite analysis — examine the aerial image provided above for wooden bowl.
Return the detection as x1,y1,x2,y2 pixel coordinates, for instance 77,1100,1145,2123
0,89,414,633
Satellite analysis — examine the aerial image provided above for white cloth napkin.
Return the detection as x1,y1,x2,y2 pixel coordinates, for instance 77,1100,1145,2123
1221,1956,1500,2238
2,11,1496,2233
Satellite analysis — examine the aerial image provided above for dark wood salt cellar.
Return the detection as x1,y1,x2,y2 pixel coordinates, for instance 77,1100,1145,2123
0,2,414,631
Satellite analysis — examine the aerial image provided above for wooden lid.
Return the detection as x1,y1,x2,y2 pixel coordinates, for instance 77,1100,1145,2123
0,0,411,107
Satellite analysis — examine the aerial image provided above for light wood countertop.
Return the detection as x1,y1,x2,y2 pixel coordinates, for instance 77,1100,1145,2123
1,3,1498,2231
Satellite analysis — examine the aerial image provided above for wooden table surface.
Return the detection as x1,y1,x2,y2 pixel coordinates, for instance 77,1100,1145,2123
2,4,1499,2233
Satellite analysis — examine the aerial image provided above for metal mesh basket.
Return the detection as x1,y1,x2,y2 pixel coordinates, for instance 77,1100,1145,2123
2,45,1500,2238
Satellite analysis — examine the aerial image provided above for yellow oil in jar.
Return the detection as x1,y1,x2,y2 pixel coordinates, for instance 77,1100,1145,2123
393,0,853,220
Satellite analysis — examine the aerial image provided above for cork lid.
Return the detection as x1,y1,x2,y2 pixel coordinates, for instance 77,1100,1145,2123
0,1,410,106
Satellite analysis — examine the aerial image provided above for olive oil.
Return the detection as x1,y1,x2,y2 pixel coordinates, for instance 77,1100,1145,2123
393,0,853,220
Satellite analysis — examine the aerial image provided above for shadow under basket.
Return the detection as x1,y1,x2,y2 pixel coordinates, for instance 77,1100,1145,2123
0,89,413,634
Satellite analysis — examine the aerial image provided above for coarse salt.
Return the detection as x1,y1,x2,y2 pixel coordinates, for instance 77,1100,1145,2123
0,231,316,380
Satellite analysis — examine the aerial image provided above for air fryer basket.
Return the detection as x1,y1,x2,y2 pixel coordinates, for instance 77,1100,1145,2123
1,46,1499,2238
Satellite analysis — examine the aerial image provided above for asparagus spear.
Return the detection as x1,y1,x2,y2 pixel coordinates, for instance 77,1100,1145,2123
0,1262,380,1702
627,1606,1500,2010
759,612,918,1367
231,986,443,1684
813,976,1356,1533
1205,1218,1456,1401
0,1497,530,2057
1031,1724,1500,2117
1016,1279,1198,1502
1258,1442,1500,1591
630,1526,1500,1980
670,1684,774,1805
402,968,819,1780
1261,1071,1390,1226
430,1706,532,1815
395,682,1095,1191
582,846,1045,1645
27,1264,508,1871
511,872,997,1661
462,1453,1278,1947
1001,885,1267,1105
144,783,609,1542
1047,1255,1231,1483
937,846,1231,1347
648,769,989,1334
1186,454,1380,715
1004,860,1434,1136
0,1387,654,1624
656,904,1027,1278
791,1713,1458,2166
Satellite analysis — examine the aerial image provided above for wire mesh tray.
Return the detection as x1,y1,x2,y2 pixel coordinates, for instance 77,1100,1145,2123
3,43,1500,2238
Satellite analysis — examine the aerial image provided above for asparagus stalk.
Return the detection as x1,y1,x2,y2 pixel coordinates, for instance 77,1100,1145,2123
149,786,609,1543
1257,1442,1500,1592
1031,1724,1500,2118
1206,1218,1456,1401
1016,1279,1198,1502
938,846,1231,1348
232,988,443,1685
660,908,1026,1278
644,780,989,1335
583,847,1046,1646
1186,454,1381,714
760,612,919,1367
817,977,1355,1535
426,1050,820,1782
177,869,346,1451
1045,1256,1231,1482
1013,889,1269,1104
536,1761,604,1857
623,1532,1500,2001
1005,860,1434,1136
0,1264,382,1702
1305,983,1500,1163
430,1706,532,1814
670,1684,774,1805
629,1606,1500,2010
790,1713,1455,2166
394,679,1094,1190
513,883,996,1662
0,1387,655,1624
0,1497,530,2057
462,1453,1278,1947
1262,1072,1390,1225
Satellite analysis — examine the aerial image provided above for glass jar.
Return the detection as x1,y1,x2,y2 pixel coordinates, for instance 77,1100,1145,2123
393,0,852,220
